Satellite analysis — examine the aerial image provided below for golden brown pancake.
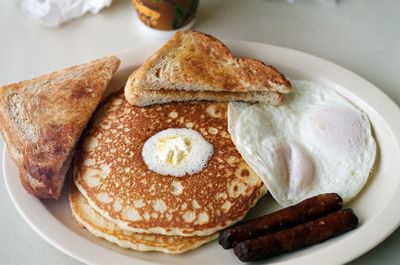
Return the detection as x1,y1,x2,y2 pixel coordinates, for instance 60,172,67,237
74,91,267,236
70,183,218,254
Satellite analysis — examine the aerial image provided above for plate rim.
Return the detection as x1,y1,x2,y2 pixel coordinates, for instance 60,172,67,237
3,40,400,265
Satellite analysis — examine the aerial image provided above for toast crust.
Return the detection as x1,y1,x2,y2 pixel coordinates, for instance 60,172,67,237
0,56,120,198
127,88,284,106
125,71,283,106
125,31,290,106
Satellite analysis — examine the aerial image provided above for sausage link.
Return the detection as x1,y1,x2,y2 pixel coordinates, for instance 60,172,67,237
234,209,358,262
219,193,343,249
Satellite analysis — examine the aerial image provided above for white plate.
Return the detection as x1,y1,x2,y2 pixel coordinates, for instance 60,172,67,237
3,41,400,265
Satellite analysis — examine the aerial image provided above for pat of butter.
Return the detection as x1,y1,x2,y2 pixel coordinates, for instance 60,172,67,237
142,128,213,177
157,136,191,165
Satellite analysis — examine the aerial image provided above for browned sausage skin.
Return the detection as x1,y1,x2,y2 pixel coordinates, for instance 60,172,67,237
219,193,343,249
234,209,358,262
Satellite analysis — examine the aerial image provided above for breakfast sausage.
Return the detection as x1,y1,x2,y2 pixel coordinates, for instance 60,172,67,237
233,209,358,262
218,193,343,249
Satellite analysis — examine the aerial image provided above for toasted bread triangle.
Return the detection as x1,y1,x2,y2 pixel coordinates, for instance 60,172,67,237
0,56,120,198
126,78,284,106
125,31,290,106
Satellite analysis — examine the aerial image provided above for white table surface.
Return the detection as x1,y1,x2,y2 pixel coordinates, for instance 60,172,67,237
0,0,399,264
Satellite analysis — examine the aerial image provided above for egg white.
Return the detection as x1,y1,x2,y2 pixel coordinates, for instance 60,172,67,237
228,80,376,207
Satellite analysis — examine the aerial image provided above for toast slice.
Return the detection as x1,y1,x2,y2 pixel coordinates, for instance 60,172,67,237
125,31,291,106
0,56,120,198
126,71,284,106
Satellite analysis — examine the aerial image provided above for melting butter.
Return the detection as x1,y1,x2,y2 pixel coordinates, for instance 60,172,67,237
142,128,213,177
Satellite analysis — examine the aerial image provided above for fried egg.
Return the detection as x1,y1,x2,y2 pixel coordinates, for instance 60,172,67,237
228,80,376,207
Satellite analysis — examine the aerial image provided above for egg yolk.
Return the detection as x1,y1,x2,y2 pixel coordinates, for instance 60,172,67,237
305,105,364,158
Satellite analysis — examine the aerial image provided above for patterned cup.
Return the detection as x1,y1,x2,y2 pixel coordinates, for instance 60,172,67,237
132,0,199,31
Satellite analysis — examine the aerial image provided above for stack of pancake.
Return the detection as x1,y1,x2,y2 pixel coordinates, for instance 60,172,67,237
70,91,267,254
